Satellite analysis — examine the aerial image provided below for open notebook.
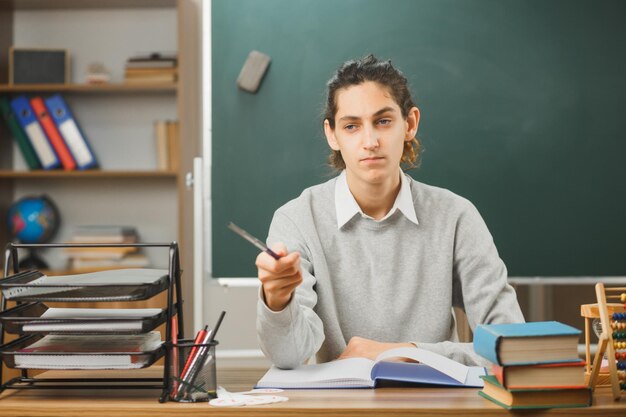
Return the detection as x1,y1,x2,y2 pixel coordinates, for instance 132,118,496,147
256,347,486,389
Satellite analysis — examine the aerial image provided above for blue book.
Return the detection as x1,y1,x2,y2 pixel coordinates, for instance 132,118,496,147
10,95,60,170
45,94,98,170
473,321,581,366
255,346,486,389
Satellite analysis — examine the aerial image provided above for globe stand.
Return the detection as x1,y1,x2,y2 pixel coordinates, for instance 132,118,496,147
18,249,49,270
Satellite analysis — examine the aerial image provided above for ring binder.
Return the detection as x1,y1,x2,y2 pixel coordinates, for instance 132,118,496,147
0,242,184,403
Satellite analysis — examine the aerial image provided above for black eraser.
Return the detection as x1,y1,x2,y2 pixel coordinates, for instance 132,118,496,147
236,50,271,93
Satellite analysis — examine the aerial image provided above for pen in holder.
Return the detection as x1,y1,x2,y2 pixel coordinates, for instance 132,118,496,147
168,339,218,402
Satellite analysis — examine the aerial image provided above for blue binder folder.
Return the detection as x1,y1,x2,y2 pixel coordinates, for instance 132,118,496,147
10,96,60,170
45,94,98,170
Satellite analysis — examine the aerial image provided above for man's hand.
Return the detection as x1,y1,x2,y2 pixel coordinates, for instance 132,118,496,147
337,336,416,361
256,243,303,312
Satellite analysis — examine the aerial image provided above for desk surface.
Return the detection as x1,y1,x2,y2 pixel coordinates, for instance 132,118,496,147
1,368,625,417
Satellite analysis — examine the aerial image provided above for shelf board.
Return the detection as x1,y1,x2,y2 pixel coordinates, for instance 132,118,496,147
1,0,176,10
0,83,177,94
0,170,178,179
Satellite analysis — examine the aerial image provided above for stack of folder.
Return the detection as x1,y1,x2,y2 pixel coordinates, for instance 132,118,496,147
473,321,592,410
124,52,177,84
0,94,98,171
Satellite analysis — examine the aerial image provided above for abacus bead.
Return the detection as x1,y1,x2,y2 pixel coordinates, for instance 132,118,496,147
621,293,626,302
622,352,626,360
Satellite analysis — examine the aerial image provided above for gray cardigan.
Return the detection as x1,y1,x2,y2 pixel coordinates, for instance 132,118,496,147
256,173,524,368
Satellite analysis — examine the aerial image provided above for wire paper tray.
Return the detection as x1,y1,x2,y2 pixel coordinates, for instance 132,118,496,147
0,302,169,335
0,269,169,302
0,334,165,370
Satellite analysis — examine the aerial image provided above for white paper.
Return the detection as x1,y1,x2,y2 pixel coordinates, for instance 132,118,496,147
22,308,162,332
3,269,167,299
375,347,469,383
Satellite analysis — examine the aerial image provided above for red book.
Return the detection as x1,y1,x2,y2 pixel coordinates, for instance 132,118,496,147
30,96,76,170
492,361,587,389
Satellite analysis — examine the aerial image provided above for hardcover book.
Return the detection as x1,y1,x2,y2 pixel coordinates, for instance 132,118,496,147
479,375,591,410
473,321,581,366
492,361,586,389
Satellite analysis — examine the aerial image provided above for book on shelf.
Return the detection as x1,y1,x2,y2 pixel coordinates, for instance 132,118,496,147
126,52,177,68
64,245,138,260
45,94,98,170
478,375,591,410
20,307,163,332
167,120,180,171
0,96,42,170
491,361,586,389
154,120,169,170
472,321,581,366
71,254,150,271
31,96,76,171
13,331,162,369
154,120,179,171
10,95,60,170
70,225,138,243
255,346,486,389
124,52,177,83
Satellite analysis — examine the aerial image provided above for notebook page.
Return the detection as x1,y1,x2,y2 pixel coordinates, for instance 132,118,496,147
375,347,469,383
257,357,375,388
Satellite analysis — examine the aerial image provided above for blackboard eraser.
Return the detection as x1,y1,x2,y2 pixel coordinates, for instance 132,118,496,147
236,50,271,93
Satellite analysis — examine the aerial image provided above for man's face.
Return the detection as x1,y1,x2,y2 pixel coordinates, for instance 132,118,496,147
325,81,418,186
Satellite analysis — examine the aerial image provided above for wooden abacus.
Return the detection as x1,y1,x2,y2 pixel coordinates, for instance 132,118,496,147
586,283,626,400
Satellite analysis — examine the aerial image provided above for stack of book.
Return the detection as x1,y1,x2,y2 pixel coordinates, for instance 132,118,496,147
124,52,177,84
473,321,591,410
0,94,98,171
65,225,149,272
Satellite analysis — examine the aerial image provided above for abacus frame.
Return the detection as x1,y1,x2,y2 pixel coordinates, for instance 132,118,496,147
588,283,626,401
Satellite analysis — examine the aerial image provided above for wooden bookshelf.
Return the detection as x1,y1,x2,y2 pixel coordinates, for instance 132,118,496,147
0,0,200,343
1,0,176,10
0,83,177,93
0,170,178,178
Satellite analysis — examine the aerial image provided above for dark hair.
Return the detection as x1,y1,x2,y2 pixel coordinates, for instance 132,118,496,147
323,54,421,170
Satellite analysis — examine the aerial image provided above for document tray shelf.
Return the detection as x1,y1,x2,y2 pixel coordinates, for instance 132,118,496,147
0,333,165,369
0,270,169,302
0,302,170,335
0,242,184,403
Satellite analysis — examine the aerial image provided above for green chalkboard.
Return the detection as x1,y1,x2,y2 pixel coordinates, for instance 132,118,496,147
212,0,626,278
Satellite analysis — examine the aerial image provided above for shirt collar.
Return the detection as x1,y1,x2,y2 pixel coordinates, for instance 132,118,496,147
334,170,419,229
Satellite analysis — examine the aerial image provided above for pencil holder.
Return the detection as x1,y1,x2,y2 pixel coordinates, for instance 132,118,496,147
167,339,218,402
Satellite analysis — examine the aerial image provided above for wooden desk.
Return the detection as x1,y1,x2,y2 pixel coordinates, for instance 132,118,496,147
0,367,624,416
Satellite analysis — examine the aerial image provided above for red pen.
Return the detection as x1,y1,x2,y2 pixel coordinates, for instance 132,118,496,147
179,326,208,380
170,316,179,396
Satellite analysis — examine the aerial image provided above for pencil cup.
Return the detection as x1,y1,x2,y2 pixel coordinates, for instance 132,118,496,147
167,339,218,402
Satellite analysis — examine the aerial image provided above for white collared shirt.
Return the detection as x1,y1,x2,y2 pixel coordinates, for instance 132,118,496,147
334,170,419,229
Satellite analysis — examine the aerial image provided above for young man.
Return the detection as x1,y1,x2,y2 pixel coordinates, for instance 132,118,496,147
256,55,524,369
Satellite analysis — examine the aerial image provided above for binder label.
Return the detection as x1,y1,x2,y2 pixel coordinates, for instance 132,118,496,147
59,120,93,166
25,122,57,167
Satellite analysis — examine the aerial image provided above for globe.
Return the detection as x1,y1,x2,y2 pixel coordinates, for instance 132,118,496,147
7,195,60,269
